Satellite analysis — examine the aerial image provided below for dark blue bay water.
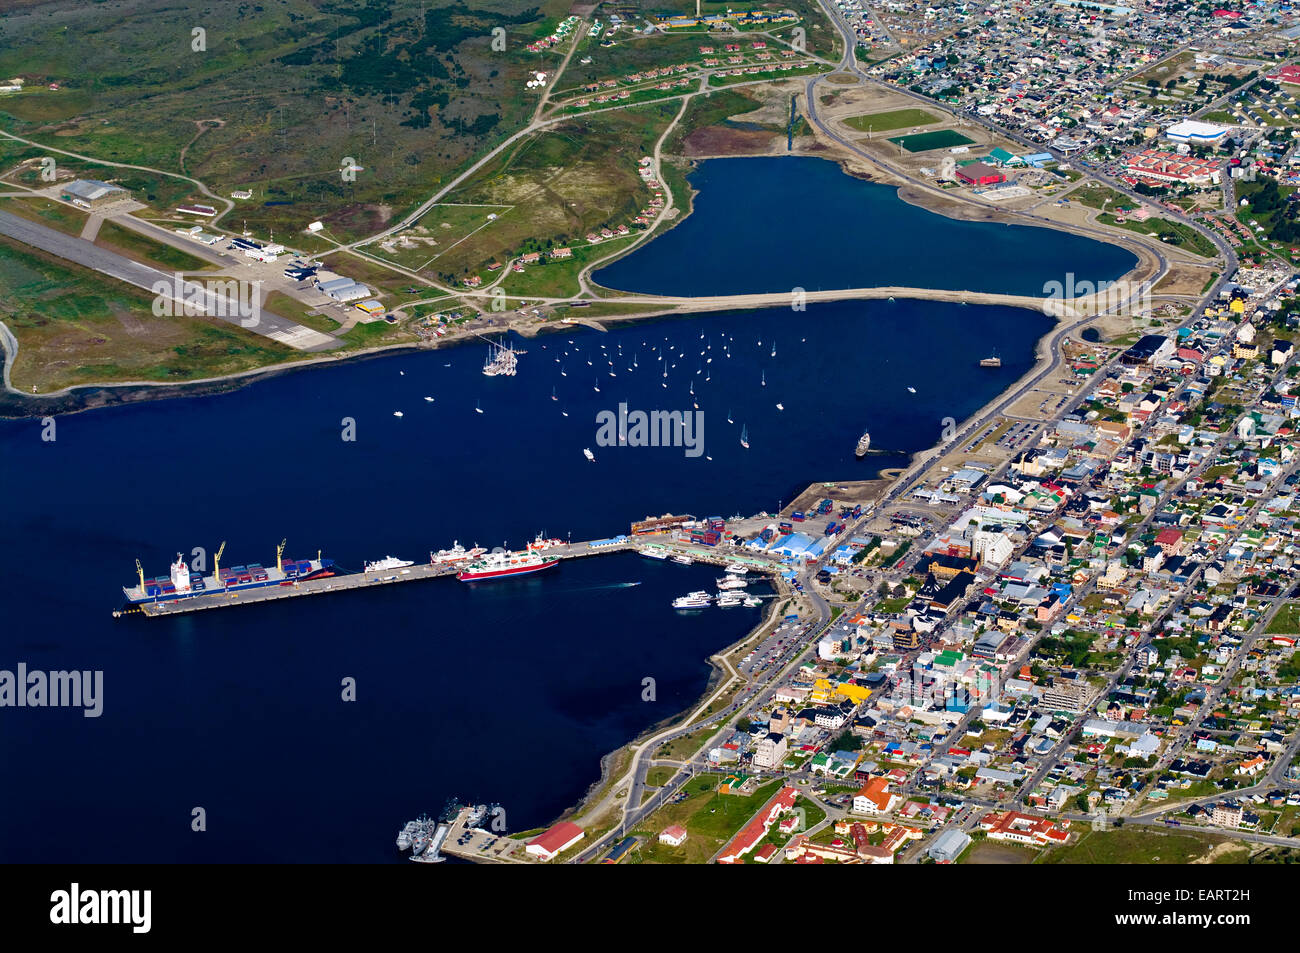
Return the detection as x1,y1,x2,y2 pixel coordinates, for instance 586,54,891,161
0,298,1047,861
594,156,1138,297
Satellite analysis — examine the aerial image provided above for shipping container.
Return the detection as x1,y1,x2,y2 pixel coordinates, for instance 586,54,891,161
791,511,805,522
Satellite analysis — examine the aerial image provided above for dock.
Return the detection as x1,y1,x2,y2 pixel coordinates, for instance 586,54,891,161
125,520,793,619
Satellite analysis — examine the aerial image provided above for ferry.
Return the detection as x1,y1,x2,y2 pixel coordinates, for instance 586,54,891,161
672,553,694,566
456,548,558,581
716,576,748,589
122,541,334,604
724,563,748,575
640,548,669,560
855,431,871,458
672,591,712,609
716,592,743,607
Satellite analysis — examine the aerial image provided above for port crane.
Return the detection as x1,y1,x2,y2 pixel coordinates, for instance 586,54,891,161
276,538,287,573
135,558,145,590
213,540,226,578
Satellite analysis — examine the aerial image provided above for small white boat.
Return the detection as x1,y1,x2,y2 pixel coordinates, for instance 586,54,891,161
393,411,404,417
475,401,483,414
776,403,784,411
583,448,595,462
672,554,693,566
424,396,434,402
907,386,916,394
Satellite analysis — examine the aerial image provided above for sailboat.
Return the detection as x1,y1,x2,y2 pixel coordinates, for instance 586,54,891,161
560,365,567,377
475,400,483,414
561,407,569,417
550,386,557,401
594,379,600,393
761,370,766,387
740,425,750,450
770,341,776,358
727,409,734,424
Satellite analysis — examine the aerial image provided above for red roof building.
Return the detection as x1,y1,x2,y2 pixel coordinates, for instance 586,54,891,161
525,821,585,861
717,785,797,863
955,162,1005,186
1123,149,1219,185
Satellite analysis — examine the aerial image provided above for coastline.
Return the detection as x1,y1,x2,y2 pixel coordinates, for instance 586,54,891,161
0,145,1159,419
540,255,1151,854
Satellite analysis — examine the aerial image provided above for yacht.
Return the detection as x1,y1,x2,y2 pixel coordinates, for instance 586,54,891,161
672,553,693,566
716,575,748,589
716,592,743,607
724,563,748,575
583,448,595,462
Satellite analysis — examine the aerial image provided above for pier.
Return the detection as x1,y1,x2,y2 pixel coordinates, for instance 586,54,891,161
126,533,789,619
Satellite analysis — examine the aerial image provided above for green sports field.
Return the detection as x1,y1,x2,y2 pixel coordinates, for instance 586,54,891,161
888,129,975,152
844,108,940,133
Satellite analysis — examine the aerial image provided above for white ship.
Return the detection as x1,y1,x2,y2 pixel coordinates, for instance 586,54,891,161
743,595,762,607
716,592,743,607
365,556,414,572
855,431,871,458
672,591,712,609
716,576,749,589
432,541,486,564
482,340,519,376
724,563,748,575
584,448,595,462
672,553,693,565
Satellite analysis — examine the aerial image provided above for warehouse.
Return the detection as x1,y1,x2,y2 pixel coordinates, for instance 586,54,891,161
1163,120,1227,144
315,274,373,303
61,179,129,210
955,161,1006,186
1121,334,1174,366
525,821,584,861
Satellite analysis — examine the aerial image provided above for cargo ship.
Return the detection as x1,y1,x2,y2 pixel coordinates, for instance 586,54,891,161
979,354,1001,368
122,540,334,604
456,548,558,581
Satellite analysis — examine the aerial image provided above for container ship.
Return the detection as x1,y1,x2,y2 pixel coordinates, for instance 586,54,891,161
456,548,558,581
122,540,334,604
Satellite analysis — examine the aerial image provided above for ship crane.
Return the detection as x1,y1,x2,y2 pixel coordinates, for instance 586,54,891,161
135,558,145,591
213,540,226,578
277,538,287,573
